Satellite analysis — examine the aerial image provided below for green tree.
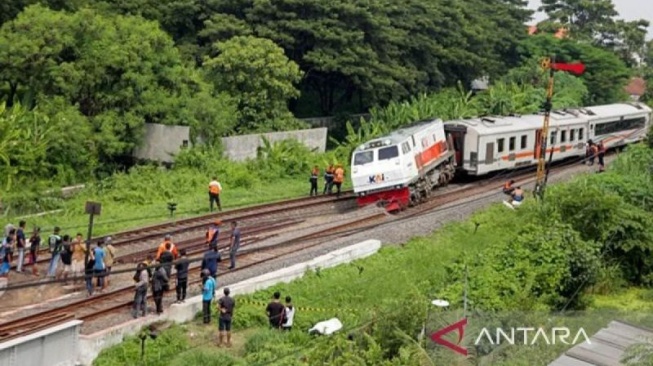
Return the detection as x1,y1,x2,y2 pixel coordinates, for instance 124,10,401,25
516,34,629,104
0,5,231,172
539,0,618,39
204,36,305,132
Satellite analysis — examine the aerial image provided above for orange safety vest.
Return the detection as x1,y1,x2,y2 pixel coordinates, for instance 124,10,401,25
334,168,345,183
156,241,178,259
311,168,319,178
206,228,218,244
209,183,221,195
504,181,512,190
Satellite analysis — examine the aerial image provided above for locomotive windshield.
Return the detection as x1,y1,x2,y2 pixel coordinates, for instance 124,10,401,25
353,151,374,165
378,146,399,160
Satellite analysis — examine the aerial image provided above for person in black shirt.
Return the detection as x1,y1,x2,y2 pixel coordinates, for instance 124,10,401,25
60,235,73,283
174,249,190,303
218,287,235,347
29,228,41,275
266,291,285,329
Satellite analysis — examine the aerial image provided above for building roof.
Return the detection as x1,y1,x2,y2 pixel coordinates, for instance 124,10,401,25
548,320,653,366
625,77,646,97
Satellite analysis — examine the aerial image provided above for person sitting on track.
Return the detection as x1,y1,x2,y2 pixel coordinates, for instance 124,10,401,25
509,186,524,206
502,180,516,195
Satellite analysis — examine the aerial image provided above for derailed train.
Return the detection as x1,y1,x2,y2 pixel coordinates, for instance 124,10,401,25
351,102,652,211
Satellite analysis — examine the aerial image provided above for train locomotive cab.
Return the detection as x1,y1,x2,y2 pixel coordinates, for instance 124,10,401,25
351,138,412,211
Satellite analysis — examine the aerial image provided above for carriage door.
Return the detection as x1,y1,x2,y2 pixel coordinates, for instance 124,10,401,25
444,126,466,167
485,142,494,165
534,129,542,159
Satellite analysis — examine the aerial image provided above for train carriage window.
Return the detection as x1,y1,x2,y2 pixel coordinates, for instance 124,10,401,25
550,131,557,145
401,142,411,154
594,117,646,135
561,130,567,143
497,138,505,153
354,151,374,165
520,135,527,149
570,129,576,142
578,128,584,141
379,146,399,160
509,136,516,151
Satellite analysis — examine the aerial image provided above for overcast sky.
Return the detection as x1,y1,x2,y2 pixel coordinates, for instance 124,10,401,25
527,0,653,38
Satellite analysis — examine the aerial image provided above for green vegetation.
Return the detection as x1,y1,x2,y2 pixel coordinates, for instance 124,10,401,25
93,143,653,365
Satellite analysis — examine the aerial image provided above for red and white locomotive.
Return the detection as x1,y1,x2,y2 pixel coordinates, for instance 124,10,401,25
351,102,652,211
350,118,456,211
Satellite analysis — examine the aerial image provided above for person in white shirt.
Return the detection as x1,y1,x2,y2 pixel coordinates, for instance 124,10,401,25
282,296,295,331
208,176,223,212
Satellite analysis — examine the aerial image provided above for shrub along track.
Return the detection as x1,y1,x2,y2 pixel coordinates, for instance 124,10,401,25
13,192,356,269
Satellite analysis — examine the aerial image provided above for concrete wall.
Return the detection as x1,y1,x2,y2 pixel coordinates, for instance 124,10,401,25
301,114,370,129
132,123,191,163
221,128,328,162
0,320,82,366
77,239,381,365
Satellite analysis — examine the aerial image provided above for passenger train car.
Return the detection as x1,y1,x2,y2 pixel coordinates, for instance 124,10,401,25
351,102,651,211
351,119,456,211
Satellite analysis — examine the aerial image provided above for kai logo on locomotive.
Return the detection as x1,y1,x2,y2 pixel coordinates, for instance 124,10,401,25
368,174,385,183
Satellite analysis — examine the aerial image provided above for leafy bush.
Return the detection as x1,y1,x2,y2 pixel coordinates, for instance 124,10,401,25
169,349,241,366
94,325,189,366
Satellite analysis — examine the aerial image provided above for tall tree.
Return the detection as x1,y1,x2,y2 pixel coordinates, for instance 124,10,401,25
0,5,232,170
203,36,305,133
539,0,618,39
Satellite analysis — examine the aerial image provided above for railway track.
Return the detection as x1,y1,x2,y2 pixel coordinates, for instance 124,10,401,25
0,210,384,342
17,192,356,269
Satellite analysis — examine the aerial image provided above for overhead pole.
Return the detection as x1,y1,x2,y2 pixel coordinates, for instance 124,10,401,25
534,57,556,200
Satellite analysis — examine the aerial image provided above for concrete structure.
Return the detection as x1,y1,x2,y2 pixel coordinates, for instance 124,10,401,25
0,320,82,366
549,320,653,366
301,114,370,129
132,123,191,163
76,239,381,365
221,128,327,161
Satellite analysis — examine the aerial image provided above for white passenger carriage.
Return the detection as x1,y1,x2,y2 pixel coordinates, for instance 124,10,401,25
444,102,651,176
351,119,456,210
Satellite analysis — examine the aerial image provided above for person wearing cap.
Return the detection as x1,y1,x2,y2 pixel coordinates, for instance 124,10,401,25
152,260,169,314
201,269,216,324
217,287,235,347
156,234,178,260
206,221,221,247
103,236,116,288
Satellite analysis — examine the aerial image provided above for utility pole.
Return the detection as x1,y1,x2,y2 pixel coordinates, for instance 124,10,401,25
84,202,101,267
167,202,177,227
534,57,556,201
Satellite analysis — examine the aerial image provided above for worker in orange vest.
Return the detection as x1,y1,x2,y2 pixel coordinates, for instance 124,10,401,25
323,164,334,195
156,234,178,260
206,220,221,248
502,180,515,195
309,166,319,196
209,176,222,212
333,165,345,197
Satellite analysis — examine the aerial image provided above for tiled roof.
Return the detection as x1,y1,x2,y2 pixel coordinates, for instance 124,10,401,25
625,77,646,96
549,320,653,366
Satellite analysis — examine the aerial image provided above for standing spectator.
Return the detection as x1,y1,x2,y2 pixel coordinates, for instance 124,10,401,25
28,228,41,276
0,230,12,277
60,235,73,283
132,262,149,318
84,250,95,296
15,220,26,273
47,227,63,278
228,221,240,270
103,236,116,288
5,227,15,264
309,166,319,196
159,242,174,283
282,296,295,331
266,291,285,329
93,240,106,291
217,287,235,347
323,164,334,195
152,262,168,315
201,269,215,324
175,249,190,303
4,223,14,238
201,244,220,279
208,176,223,212
71,233,86,283
205,221,221,247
